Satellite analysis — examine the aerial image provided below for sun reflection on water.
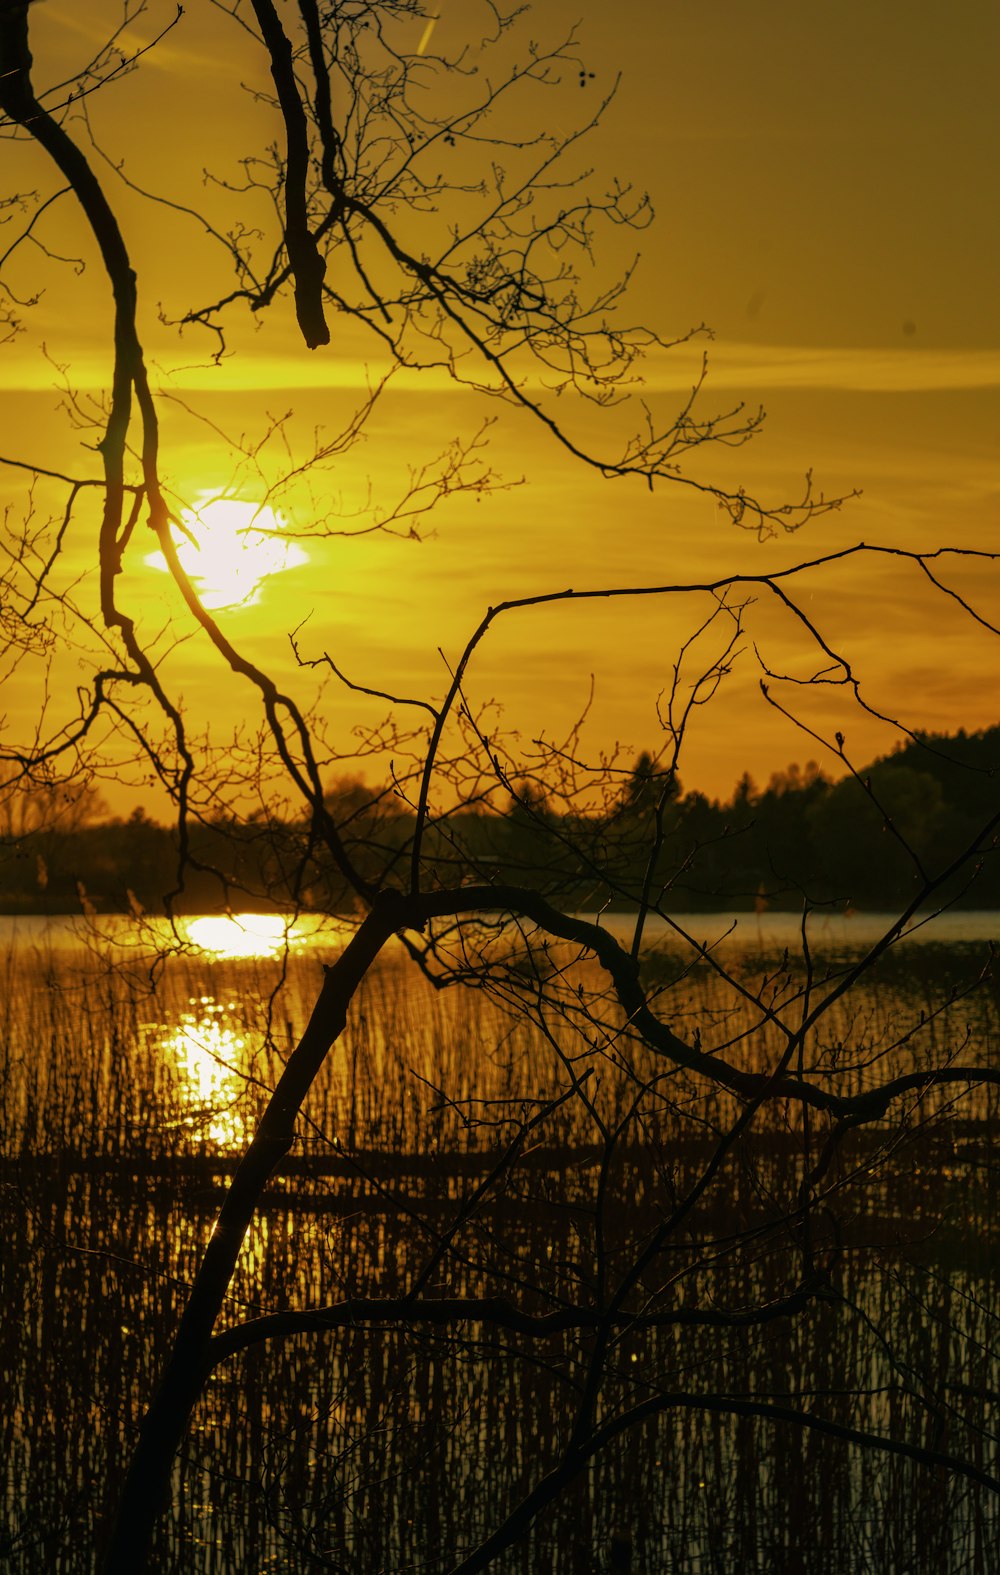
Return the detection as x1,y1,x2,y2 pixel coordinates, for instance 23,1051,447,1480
160,997,251,1148
186,914,299,959
149,914,358,1149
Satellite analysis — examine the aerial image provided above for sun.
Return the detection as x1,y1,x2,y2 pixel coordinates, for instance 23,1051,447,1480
145,494,308,610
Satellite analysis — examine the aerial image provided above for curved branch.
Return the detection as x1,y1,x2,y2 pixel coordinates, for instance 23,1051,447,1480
411,882,1000,1120
446,1387,1000,1575
208,1281,825,1366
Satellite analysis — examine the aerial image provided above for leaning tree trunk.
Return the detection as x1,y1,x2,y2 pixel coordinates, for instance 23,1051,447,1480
103,897,403,1572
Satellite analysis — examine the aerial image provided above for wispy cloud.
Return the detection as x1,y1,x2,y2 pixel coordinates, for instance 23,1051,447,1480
4,337,1000,397
641,341,1000,394
38,3,230,76
155,341,1000,396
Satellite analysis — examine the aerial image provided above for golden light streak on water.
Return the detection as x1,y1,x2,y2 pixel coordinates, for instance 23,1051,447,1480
182,912,362,960
160,998,250,1149
185,913,298,959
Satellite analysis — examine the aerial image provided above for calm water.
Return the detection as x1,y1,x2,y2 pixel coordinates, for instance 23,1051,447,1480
1,912,998,1572
4,905,999,952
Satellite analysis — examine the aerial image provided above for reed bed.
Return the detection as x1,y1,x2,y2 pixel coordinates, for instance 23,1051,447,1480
1,924,998,1572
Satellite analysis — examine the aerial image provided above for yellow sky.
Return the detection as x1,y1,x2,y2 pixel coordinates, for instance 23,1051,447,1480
2,1,998,813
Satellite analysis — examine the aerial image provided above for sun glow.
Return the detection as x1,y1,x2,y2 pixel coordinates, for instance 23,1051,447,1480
186,913,299,958
145,494,308,610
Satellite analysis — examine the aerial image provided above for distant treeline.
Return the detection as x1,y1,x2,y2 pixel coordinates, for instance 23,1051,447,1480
3,725,1000,915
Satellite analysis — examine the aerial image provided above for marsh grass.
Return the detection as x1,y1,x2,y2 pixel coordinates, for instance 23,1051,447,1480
1,925,998,1572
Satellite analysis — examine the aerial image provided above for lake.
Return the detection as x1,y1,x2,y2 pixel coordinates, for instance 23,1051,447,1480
1,911,998,1571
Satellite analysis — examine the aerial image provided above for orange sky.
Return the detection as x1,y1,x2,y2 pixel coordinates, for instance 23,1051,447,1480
2,1,998,816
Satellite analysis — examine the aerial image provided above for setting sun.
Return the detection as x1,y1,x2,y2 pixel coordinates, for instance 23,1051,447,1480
145,495,308,610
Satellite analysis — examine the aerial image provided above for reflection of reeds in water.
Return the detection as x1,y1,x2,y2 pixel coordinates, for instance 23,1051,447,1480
1,936,998,1571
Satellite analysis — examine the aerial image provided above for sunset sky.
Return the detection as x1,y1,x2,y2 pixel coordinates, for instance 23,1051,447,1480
2,0,998,815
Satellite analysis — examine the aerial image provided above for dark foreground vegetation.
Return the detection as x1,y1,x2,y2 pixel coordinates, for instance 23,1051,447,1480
3,933,998,1573
4,725,1000,918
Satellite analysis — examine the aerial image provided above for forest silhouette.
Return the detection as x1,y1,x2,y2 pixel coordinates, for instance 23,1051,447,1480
6,723,999,917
